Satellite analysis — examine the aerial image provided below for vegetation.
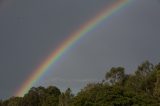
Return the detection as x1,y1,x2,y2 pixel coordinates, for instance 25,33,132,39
1,61,160,106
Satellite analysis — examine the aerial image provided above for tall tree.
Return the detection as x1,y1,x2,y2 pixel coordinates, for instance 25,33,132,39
105,67,125,85
42,86,61,106
135,60,154,77
22,87,40,106
59,88,73,106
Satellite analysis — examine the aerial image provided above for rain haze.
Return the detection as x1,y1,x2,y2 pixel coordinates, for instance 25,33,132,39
0,0,160,98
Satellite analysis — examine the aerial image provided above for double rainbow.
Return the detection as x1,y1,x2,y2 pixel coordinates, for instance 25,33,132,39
15,0,130,97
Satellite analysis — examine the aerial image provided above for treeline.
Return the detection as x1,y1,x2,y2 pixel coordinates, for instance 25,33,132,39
1,61,160,106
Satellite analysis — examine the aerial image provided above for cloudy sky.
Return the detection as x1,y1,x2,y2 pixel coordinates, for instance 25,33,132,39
0,0,160,99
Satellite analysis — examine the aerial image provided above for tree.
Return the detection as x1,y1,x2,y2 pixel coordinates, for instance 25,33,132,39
42,86,61,106
0,100,2,106
59,88,73,106
105,67,125,85
135,60,154,77
22,87,40,106
154,70,160,97
46,86,61,97
20,86,61,106
1,97,22,106
155,63,160,70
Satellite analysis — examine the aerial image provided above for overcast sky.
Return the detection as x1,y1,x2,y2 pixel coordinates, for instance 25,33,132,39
0,0,160,99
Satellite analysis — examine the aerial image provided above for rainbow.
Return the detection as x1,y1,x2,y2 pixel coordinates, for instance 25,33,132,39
15,0,130,97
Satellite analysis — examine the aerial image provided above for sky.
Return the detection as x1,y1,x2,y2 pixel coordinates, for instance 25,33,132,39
0,0,160,99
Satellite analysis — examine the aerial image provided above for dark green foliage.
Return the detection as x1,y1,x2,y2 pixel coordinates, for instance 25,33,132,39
2,97,22,106
1,61,160,106
11,86,61,106
135,60,154,77
59,88,74,106
105,67,125,85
